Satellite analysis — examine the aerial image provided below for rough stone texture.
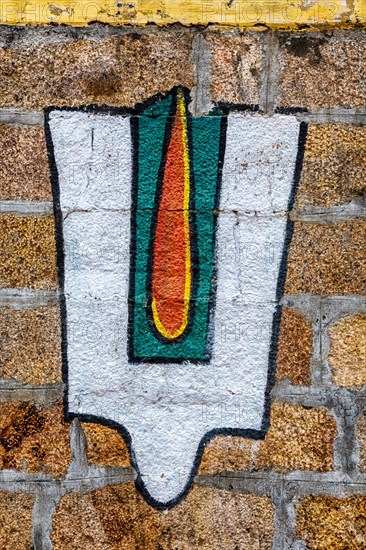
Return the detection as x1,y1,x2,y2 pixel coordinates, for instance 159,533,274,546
328,314,366,388
0,492,33,549
199,436,255,475
82,423,130,468
206,31,263,105
278,32,366,110
357,413,366,472
0,125,51,201
285,221,366,295
198,401,336,474
0,305,62,384
0,402,70,477
257,402,336,472
52,483,274,549
297,124,366,208
0,215,57,289
0,30,194,110
296,496,366,549
276,307,312,385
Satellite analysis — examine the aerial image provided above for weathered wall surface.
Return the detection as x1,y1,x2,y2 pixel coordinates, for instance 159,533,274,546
0,24,365,549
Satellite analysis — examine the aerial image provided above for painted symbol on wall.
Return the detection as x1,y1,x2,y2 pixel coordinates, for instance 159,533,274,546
45,88,307,509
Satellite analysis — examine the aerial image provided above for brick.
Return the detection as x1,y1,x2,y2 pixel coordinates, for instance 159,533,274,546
52,484,274,549
206,31,263,105
276,307,312,385
285,221,366,295
257,402,336,472
82,423,130,468
296,496,366,549
0,215,57,289
328,314,366,388
0,305,61,384
278,32,366,110
298,124,366,208
356,413,366,472
0,30,194,110
199,401,335,475
0,402,71,477
199,435,255,475
0,125,51,201
0,492,33,549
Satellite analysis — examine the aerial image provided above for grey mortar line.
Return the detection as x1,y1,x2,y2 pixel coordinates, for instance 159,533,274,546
3,105,366,124
195,470,366,496
297,108,366,125
290,201,366,223
272,480,298,550
259,31,281,115
0,200,54,216
0,109,44,126
1,199,365,222
0,382,64,405
0,288,59,309
190,32,214,117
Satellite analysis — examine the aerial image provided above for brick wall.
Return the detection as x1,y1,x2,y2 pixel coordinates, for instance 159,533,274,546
0,26,365,549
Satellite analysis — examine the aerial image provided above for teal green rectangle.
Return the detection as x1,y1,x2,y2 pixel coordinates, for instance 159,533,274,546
128,92,224,362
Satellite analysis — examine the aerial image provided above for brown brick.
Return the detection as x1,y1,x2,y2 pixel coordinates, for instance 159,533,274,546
298,124,366,208
0,402,71,477
0,215,57,289
356,413,366,472
328,314,366,388
199,401,335,475
0,492,33,549
52,484,274,549
0,305,61,385
82,423,130,468
0,31,194,110
0,126,51,201
278,32,366,110
296,496,366,550
276,307,312,385
206,31,263,105
199,435,254,475
285,221,366,295
257,402,336,472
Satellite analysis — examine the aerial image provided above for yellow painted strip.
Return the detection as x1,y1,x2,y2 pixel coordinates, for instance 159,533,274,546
0,0,359,27
152,90,191,341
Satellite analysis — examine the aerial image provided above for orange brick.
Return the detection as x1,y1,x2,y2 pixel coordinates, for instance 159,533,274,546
297,496,366,550
81,423,130,468
0,215,57,289
276,307,312,385
0,126,51,201
286,221,366,295
0,306,62,384
279,32,366,110
257,402,336,472
0,492,33,549
328,314,366,388
0,31,194,110
0,402,71,477
52,484,274,549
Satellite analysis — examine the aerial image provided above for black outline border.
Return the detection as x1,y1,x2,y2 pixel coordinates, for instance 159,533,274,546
44,94,308,511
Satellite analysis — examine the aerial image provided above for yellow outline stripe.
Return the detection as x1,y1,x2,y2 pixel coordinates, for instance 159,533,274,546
152,89,191,341
0,0,358,28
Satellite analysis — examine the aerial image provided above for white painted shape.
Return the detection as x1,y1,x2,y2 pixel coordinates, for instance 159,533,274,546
48,109,301,505
221,112,300,213
48,110,132,212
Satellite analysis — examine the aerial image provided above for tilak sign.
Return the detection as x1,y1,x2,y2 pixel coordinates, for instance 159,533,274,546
46,88,307,509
